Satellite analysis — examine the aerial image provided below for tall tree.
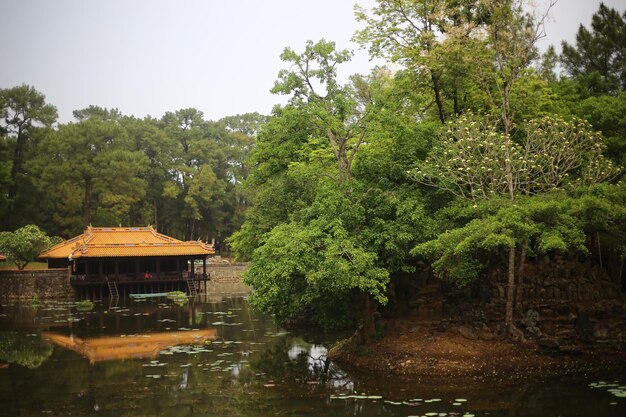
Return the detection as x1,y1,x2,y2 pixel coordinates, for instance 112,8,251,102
160,108,226,240
272,39,372,184
0,85,57,227
354,0,489,123
30,118,148,236
121,116,177,229
73,105,122,122
561,3,626,95
413,113,620,334
235,40,396,343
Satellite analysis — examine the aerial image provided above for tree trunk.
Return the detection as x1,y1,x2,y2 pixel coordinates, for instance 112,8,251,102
619,258,624,292
359,292,376,345
153,198,158,230
8,124,24,200
430,71,446,124
83,177,92,226
596,231,603,269
505,245,516,331
515,245,526,313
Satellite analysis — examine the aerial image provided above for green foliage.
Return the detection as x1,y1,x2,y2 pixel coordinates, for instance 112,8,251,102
414,195,590,285
167,291,189,306
552,85,626,166
75,300,94,312
0,224,55,270
353,0,488,123
31,295,41,308
560,3,626,95
30,118,148,235
0,84,57,229
0,331,53,369
244,185,389,328
0,85,260,245
413,113,620,200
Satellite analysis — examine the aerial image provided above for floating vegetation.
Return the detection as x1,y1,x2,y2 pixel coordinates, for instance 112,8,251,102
159,345,215,356
330,394,384,401
589,380,626,398
166,291,189,306
75,300,94,312
142,360,167,367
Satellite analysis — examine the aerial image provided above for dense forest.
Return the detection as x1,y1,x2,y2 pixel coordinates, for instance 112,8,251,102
2,1,625,341
227,0,626,342
0,91,266,246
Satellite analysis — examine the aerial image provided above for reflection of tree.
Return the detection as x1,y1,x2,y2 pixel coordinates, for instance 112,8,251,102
0,331,53,369
246,337,336,387
0,331,53,417
249,338,310,383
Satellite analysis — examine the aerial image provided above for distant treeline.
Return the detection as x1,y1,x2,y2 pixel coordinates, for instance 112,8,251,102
0,94,267,247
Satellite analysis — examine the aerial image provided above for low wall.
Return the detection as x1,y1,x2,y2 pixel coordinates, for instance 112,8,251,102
487,255,620,305
0,269,74,300
197,262,248,285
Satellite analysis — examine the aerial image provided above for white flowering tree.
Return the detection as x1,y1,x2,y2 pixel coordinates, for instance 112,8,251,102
413,113,620,335
415,114,619,200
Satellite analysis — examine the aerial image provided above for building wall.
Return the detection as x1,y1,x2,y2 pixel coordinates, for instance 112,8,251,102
0,269,74,300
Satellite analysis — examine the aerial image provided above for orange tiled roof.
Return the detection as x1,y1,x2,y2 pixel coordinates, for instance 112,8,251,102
39,226,215,259
0,254,6,261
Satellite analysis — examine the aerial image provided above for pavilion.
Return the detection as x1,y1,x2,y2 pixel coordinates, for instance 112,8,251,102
39,226,215,298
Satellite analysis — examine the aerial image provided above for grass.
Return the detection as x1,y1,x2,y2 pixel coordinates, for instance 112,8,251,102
0,261,49,271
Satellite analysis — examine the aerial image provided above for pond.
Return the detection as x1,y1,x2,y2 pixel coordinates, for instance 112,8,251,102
0,286,624,417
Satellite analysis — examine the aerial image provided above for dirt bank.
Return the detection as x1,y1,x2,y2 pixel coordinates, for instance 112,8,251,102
328,320,626,383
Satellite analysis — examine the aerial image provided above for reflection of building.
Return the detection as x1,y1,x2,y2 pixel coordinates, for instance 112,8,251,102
39,226,215,298
42,329,217,363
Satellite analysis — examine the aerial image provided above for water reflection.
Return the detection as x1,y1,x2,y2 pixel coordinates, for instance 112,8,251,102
0,331,53,369
42,329,217,363
0,290,624,417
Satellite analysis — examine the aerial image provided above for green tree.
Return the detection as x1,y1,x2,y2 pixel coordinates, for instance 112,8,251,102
354,0,487,123
244,185,390,336
0,224,55,270
30,118,148,236
229,106,319,259
272,39,371,184
160,108,227,240
413,113,619,334
0,85,57,227
121,116,177,229
235,40,397,343
72,105,122,122
560,3,626,95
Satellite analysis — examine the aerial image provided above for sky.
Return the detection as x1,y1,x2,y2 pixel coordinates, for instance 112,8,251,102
1,0,624,124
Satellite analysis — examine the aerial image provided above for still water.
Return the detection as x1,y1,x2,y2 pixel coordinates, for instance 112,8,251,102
0,286,624,417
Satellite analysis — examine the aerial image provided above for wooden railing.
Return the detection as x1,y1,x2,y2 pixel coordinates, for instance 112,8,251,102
70,272,208,285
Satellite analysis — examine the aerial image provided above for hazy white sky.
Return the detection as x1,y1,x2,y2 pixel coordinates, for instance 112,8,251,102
1,0,624,123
